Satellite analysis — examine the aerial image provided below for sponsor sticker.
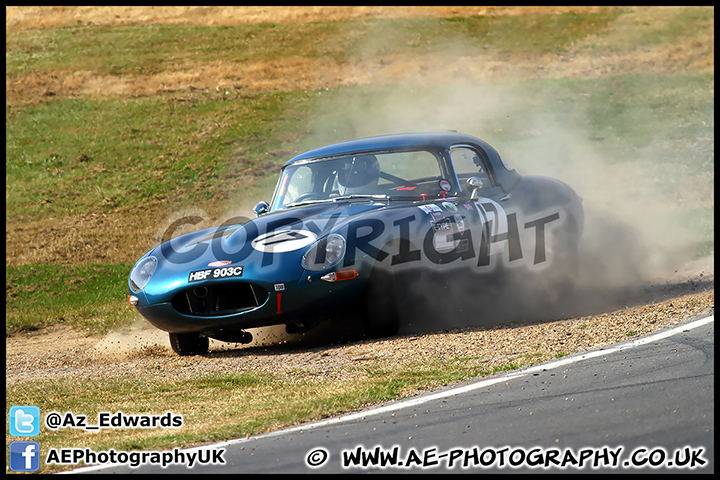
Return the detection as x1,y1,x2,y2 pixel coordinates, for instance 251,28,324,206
442,201,458,213
418,204,444,221
208,260,232,267
417,204,442,215
432,217,456,252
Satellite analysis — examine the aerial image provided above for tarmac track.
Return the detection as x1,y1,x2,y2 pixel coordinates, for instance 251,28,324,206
76,314,714,474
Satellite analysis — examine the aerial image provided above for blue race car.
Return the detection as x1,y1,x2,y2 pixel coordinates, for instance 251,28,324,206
128,132,583,355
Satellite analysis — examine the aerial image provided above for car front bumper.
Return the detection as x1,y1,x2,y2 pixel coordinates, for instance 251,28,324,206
134,272,367,334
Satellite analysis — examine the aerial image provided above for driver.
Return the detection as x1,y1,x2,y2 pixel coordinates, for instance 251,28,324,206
337,155,380,195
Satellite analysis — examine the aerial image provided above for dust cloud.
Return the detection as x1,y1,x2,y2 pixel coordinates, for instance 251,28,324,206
290,30,713,334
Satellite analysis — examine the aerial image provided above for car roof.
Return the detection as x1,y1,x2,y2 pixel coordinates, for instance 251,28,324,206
283,131,521,191
284,131,497,166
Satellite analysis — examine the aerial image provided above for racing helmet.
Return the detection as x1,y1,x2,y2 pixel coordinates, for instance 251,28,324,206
337,155,380,194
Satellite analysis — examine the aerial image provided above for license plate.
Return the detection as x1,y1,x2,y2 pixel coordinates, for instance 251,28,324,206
188,265,244,283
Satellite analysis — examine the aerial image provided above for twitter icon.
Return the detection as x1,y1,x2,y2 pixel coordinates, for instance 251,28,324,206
9,406,40,437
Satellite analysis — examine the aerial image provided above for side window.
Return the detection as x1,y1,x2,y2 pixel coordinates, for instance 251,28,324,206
377,150,441,184
450,147,491,186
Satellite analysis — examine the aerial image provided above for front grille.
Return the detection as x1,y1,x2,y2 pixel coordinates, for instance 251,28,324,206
171,282,268,316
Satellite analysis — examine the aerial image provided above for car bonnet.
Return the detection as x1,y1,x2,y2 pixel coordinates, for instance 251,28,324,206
143,201,386,289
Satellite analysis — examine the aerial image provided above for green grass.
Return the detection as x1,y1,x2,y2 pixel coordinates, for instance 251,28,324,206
6,13,623,75
6,264,135,335
5,91,313,219
578,74,714,164
679,206,715,259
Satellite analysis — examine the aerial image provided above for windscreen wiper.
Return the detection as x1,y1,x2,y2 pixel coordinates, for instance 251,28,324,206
284,194,388,208
283,198,333,208
331,194,390,203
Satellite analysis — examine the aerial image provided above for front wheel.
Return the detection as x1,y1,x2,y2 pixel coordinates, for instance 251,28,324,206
169,332,209,356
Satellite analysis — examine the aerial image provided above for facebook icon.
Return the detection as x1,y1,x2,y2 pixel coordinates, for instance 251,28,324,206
9,441,41,472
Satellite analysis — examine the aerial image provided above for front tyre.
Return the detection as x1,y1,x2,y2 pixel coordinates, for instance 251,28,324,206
169,332,209,356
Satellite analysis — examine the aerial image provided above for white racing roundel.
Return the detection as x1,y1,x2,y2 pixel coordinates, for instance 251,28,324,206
251,229,318,253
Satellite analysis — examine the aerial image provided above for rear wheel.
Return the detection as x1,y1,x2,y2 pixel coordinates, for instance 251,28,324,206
360,268,400,338
537,228,580,305
169,332,209,356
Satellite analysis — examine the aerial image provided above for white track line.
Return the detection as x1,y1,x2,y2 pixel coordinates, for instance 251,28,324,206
69,314,713,473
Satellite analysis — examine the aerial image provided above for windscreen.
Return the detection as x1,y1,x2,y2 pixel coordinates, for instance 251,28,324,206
270,149,453,211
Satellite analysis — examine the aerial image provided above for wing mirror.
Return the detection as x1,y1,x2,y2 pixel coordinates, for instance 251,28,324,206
466,177,483,200
253,200,269,217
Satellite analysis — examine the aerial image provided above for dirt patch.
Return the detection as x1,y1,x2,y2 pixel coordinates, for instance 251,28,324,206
6,270,714,386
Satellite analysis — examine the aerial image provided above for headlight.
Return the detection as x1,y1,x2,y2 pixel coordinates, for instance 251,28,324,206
129,256,157,293
301,234,346,271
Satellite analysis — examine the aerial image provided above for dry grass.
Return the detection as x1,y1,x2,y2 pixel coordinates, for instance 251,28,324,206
6,6,620,32
6,7,713,109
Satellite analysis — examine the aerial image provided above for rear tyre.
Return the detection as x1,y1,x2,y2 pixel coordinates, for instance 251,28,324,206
360,268,400,338
536,229,580,306
169,332,209,356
